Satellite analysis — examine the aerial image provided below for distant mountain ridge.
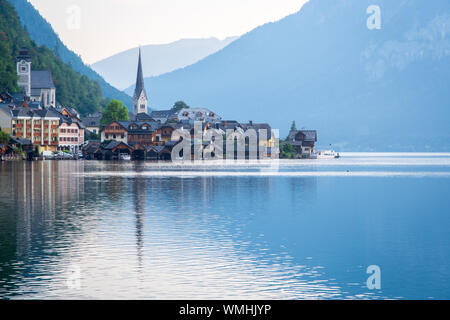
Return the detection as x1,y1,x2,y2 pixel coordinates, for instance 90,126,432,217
129,0,450,151
9,0,132,107
92,37,238,90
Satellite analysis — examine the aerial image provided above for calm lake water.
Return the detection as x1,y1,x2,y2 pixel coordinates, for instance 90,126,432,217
0,153,450,299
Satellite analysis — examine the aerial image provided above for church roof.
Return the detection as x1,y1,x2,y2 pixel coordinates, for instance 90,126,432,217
133,48,147,100
31,70,55,89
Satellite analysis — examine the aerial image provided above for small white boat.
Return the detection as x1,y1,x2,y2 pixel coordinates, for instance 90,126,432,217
315,150,340,159
119,153,131,161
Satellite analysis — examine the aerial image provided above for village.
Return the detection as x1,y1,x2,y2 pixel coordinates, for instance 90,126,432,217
0,48,319,161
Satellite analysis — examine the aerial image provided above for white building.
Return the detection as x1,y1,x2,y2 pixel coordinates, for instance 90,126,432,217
175,108,222,123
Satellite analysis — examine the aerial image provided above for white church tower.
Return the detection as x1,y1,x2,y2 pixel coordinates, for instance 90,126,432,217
133,48,148,115
16,47,32,97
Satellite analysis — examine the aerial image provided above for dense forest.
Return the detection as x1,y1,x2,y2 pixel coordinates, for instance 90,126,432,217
0,0,107,115
9,0,132,108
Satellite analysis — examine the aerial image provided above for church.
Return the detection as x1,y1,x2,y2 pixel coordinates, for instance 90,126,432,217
16,47,56,108
132,48,148,116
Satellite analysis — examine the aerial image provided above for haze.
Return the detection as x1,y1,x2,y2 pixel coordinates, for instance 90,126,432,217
28,0,308,64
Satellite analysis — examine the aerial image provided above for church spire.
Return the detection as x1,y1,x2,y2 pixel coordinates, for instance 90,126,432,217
134,47,145,98
133,47,148,114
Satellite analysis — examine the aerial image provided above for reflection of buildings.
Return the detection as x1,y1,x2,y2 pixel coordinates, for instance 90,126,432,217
5,161,85,256
0,161,87,295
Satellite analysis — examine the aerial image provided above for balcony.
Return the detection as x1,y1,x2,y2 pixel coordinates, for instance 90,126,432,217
34,132,41,137
51,125,59,129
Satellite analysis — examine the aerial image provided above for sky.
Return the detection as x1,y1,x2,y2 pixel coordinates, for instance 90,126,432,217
28,0,308,64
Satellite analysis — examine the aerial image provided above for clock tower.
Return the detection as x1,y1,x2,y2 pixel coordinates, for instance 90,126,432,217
16,47,32,97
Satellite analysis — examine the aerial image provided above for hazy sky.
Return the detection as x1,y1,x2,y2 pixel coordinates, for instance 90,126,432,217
28,0,308,64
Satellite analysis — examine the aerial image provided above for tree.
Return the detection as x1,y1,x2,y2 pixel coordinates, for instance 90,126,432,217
0,131,10,144
280,142,297,159
100,99,129,125
290,120,297,131
171,101,190,112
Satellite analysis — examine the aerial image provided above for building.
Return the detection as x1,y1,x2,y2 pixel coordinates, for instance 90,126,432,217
173,108,222,123
241,121,276,149
127,121,159,146
30,71,56,107
149,110,177,124
101,121,128,143
47,106,85,152
58,121,84,152
132,48,148,115
10,107,61,151
286,129,317,158
16,48,56,107
82,112,102,135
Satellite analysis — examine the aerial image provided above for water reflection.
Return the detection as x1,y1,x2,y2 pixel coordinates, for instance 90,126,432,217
0,157,449,299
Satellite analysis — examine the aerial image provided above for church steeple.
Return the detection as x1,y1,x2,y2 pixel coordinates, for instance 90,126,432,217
133,47,148,115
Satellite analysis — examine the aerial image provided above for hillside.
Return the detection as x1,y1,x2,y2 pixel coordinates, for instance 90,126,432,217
93,37,238,90
0,0,102,115
9,0,132,107
134,0,450,151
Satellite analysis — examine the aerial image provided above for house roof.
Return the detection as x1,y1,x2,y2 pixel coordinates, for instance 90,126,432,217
84,142,101,153
11,107,34,117
150,110,176,119
33,108,60,118
31,70,55,89
299,130,317,142
117,120,160,132
135,112,153,122
11,92,26,103
145,145,166,153
10,137,32,145
241,122,272,139
288,130,317,142
103,140,132,150
82,115,101,127
11,107,61,119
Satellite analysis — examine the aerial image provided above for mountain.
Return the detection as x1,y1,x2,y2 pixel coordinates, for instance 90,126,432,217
0,0,104,115
92,37,238,90
129,0,450,151
9,0,132,107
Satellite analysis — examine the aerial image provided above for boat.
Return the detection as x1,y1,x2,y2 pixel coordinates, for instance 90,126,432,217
119,153,131,161
315,150,340,159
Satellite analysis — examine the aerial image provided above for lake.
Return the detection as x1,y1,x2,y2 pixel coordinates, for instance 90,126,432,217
0,153,449,299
